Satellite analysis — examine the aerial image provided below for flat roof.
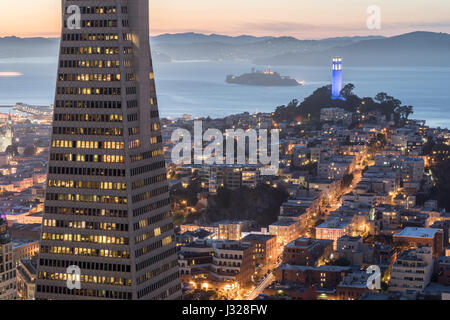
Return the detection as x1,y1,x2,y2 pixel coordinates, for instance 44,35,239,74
270,220,297,227
278,263,351,273
242,234,276,242
286,237,332,248
316,219,351,229
394,227,441,239
12,239,37,249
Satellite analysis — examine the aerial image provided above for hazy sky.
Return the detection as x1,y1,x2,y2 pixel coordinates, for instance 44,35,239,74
1,0,450,38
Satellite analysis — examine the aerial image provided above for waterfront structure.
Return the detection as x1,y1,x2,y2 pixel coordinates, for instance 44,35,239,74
331,57,344,100
36,0,180,300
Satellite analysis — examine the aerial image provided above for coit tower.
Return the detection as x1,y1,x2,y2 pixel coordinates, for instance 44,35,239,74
331,57,343,100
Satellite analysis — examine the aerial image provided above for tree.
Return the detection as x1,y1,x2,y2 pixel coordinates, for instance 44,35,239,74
171,179,203,206
430,158,450,211
5,145,18,156
330,256,351,266
374,92,388,104
273,99,300,123
340,83,355,98
23,146,36,156
272,84,410,126
395,105,414,122
404,105,414,120
207,185,289,226
342,174,354,189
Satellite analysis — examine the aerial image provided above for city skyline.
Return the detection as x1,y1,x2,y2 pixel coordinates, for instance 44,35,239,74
0,0,449,305
1,0,450,38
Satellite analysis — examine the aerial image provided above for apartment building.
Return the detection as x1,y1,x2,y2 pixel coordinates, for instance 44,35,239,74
389,247,434,293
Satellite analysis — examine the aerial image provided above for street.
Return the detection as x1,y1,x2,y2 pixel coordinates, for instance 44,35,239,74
244,273,275,300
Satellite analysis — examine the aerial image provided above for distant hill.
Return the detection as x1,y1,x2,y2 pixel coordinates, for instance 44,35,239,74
152,32,274,44
0,33,370,61
320,35,386,42
2,31,450,66
255,31,450,66
150,33,376,61
0,36,59,58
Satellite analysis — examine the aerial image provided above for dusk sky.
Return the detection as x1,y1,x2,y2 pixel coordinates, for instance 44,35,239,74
1,0,450,38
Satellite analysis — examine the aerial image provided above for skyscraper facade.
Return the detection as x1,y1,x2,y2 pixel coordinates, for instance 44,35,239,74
36,0,181,300
0,215,16,300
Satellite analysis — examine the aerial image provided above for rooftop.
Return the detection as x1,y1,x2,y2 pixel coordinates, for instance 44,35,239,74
242,234,276,242
316,218,351,230
12,239,37,249
394,227,441,239
270,220,297,227
278,263,351,273
286,237,333,249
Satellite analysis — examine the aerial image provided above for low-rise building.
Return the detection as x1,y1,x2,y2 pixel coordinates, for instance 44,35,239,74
269,220,300,248
16,259,37,300
275,264,351,289
176,229,214,246
212,240,253,287
335,235,375,266
435,256,450,286
337,271,372,300
263,282,317,300
0,216,16,300
283,237,333,266
180,223,219,239
12,239,39,264
393,227,444,257
218,220,252,241
178,239,254,289
389,246,434,293
320,108,353,125
242,234,277,268
316,218,352,250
